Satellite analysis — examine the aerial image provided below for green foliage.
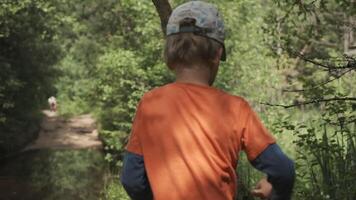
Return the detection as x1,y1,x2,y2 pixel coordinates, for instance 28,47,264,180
100,130,127,167
92,49,149,166
30,150,106,200
53,0,174,166
94,50,147,131
100,174,130,200
1,149,107,199
292,101,356,200
0,0,62,154
266,1,356,199
217,1,281,98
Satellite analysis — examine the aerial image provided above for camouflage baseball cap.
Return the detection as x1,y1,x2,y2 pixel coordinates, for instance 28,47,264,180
166,1,226,61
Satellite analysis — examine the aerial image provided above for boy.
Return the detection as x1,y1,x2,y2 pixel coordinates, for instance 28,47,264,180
121,1,295,200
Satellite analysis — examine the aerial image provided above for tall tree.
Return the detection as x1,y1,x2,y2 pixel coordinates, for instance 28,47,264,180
152,0,172,35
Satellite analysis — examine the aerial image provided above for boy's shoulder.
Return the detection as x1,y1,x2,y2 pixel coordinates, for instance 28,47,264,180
139,84,173,102
142,83,250,107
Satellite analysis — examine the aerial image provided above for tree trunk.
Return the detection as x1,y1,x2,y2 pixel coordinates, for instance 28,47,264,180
152,0,172,36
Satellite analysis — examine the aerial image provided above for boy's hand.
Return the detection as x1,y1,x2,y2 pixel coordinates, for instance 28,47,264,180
251,177,272,199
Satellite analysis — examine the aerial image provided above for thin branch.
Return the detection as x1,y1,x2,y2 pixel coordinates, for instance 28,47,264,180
282,68,354,93
310,39,339,48
300,56,339,70
261,97,356,109
285,47,356,70
276,2,298,24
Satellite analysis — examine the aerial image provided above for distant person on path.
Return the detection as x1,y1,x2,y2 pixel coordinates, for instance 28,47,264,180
48,96,57,112
121,1,295,200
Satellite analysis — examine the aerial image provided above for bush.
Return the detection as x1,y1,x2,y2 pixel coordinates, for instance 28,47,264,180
92,49,148,165
293,101,356,200
0,1,62,154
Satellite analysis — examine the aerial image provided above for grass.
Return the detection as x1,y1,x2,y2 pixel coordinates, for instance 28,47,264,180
100,173,130,200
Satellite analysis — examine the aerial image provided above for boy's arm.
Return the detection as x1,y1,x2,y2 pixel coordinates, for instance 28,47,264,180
120,151,153,200
122,100,152,199
239,100,295,199
250,144,295,200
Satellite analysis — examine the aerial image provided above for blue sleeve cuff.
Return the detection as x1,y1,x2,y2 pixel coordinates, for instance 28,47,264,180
120,151,153,200
251,144,295,200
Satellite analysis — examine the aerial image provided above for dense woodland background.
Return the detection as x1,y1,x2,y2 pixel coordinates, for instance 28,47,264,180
1,0,355,199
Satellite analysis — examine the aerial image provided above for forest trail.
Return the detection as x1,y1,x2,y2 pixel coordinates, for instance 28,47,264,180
25,110,102,150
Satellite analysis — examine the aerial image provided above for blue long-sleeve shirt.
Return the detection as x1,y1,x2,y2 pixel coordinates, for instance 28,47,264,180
121,144,295,200
251,144,295,200
120,152,153,200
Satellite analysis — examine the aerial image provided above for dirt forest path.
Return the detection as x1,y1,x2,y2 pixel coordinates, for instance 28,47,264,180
25,110,102,150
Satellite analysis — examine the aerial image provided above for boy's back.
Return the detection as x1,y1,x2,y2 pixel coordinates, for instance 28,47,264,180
127,82,275,200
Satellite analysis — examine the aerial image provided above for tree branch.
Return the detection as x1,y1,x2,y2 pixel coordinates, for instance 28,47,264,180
282,68,354,93
283,46,356,71
152,0,172,36
261,97,356,109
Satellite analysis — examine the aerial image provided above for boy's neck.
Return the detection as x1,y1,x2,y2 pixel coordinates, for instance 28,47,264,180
175,79,210,86
174,65,212,86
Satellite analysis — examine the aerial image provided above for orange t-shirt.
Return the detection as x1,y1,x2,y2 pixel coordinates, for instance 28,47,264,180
126,82,275,200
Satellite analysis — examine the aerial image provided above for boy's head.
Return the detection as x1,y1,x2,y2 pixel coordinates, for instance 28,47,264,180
164,1,225,71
